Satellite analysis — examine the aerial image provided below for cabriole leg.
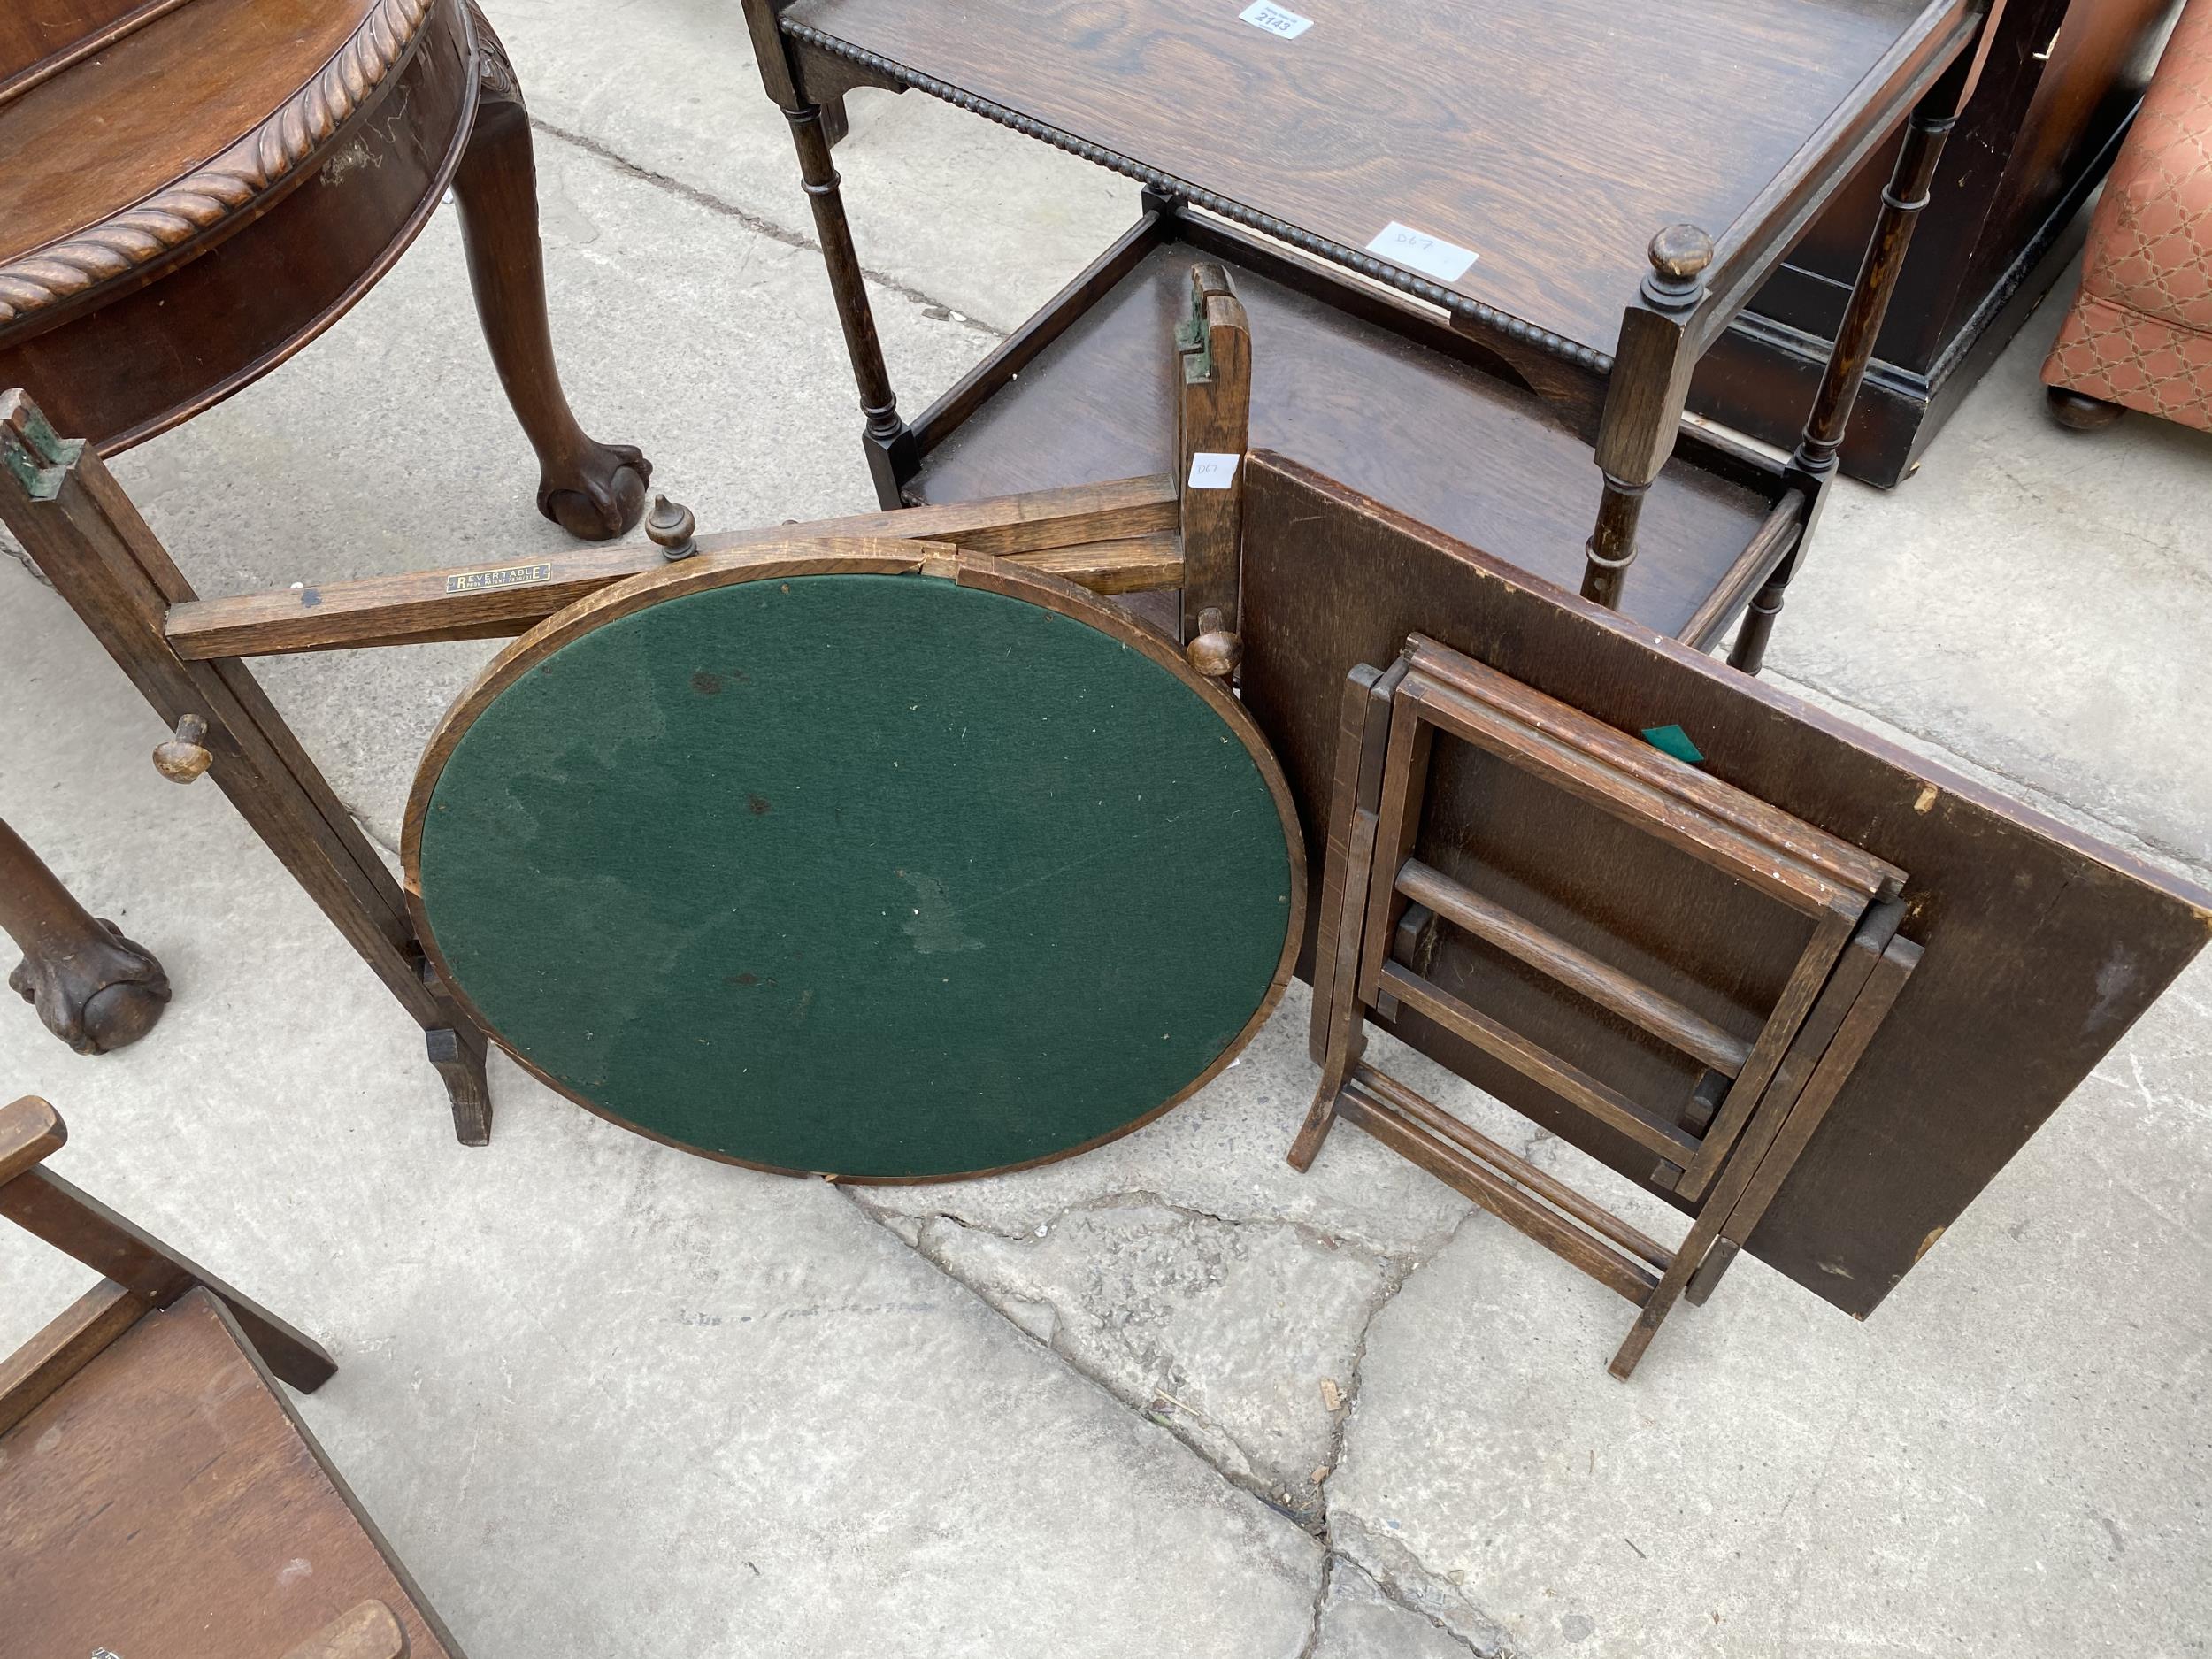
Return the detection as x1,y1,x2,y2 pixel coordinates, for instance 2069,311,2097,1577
454,4,652,542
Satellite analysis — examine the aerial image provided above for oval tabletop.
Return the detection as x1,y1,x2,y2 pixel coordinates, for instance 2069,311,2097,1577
406,544,1303,1181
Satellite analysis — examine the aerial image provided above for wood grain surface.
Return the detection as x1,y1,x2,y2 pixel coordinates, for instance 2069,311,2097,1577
789,0,1935,356
0,0,398,265
1237,452,2212,1317
912,241,1773,639
0,0,466,456
0,1290,462,1659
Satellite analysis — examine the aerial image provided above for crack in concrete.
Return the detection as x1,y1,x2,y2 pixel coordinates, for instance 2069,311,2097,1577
3,531,50,588
849,1179,1515,1651
859,1183,1426,1270
1333,1518,1517,1656
1297,1549,1333,1659
1308,1207,1515,1655
868,1190,1368,1526
526,118,1007,341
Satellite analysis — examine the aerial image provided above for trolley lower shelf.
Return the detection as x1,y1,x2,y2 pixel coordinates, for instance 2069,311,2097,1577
907,219,1792,642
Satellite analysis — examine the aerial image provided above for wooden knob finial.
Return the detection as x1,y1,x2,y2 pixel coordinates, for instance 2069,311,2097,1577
152,714,211,784
1187,608,1242,680
646,494,697,561
1648,224,1715,280
1642,224,1715,312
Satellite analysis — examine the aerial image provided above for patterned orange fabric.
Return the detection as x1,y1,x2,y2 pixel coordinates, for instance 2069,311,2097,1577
2043,0,2212,431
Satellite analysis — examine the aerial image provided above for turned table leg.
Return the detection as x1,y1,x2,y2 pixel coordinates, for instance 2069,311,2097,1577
0,815,170,1055
453,4,651,542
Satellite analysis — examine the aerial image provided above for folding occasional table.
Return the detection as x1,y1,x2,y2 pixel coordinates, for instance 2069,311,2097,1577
741,0,2008,671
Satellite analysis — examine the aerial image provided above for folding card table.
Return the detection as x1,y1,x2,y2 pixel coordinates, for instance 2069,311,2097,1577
9,0,2212,1371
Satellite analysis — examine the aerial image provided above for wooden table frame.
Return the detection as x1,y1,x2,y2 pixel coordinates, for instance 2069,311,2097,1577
741,0,2006,671
0,267,1252,1141
1294,638,1923,1376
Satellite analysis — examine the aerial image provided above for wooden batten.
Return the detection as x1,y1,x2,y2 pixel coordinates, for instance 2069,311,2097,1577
163,475,1182,659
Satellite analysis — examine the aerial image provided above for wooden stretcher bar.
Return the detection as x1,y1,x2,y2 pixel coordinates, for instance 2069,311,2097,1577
161,474,1185,660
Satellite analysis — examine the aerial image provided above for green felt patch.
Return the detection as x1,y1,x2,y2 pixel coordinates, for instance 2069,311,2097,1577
415,572,1295,1179
1640,723,1705,765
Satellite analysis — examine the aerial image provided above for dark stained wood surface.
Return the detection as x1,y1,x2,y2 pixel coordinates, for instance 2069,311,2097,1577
0,1290,461,1659
0,0,465,454
0,0,385,264
1238,453,2212,1317
788,0,1938,357
0,0,192,95
913,242,1774,640
1693,0,2179,483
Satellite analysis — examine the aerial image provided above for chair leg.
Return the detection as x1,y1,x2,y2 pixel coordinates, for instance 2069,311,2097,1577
453,4,651,542
1682,1236,1741,1307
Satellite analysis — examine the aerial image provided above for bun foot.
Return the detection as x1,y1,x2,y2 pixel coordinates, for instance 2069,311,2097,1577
2046,386,2124,432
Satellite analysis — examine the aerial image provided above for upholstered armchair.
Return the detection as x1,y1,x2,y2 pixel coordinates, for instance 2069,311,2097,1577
2043,0,2212,433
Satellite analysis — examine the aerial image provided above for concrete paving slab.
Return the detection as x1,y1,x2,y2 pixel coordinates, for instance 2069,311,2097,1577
906,1191,1402,1527
1786,278,2212,869
488,0,1138,334
1317,1555,1494,1659
1322,952,2212,1659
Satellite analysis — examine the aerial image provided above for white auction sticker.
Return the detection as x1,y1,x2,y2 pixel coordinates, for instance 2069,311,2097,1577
1240,2,1314,39
1187,452,1240,490
1366,221,1479,283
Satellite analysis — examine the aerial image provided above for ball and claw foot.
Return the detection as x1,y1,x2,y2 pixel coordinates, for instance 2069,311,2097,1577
539,442,653,541
2045,387,2124,432
10,918,172,1055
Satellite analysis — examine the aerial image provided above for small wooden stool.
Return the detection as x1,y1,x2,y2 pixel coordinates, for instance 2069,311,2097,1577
0,1095,469,1657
